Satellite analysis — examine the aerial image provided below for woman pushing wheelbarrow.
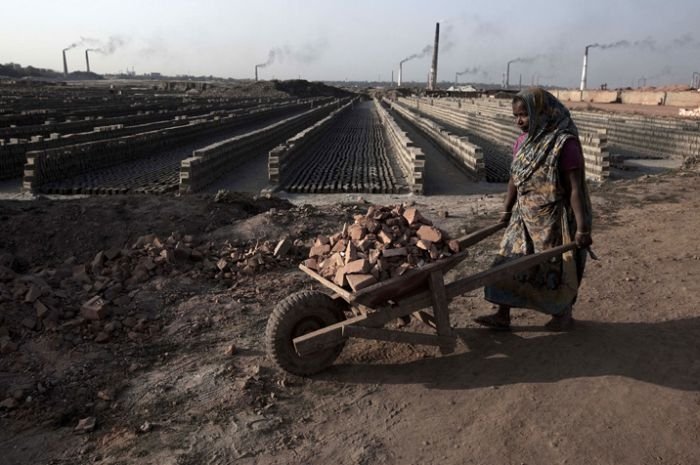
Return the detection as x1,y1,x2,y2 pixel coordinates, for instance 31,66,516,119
475,87,594,332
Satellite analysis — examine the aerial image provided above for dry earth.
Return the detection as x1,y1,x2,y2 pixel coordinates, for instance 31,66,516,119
0,164,699,465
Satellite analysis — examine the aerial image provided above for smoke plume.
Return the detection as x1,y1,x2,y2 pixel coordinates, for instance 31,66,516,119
400,44,433,65
64,36,125,55
257,39,328,69
508,54,545,65
587,37,656,51
457,66,488,78
256,47,286,69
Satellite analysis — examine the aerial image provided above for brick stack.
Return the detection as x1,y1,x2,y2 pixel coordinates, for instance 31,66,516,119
304,205,460,292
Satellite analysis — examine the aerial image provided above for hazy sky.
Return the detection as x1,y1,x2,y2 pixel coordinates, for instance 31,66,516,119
1,0,699,88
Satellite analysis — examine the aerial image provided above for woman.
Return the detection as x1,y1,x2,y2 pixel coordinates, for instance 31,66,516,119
475,87,593,332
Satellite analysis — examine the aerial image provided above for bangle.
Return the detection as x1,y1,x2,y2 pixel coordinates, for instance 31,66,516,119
500,211,512,214
576,231,590,236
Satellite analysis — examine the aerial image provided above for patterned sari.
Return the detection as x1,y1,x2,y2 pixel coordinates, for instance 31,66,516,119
484,88,593,315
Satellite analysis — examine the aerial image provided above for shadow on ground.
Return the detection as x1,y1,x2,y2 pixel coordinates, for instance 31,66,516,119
320,317,700,392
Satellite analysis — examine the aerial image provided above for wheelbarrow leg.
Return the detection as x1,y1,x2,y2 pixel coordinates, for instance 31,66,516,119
429,270,456,355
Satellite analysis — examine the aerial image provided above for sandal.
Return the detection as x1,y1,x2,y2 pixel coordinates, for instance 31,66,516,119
544,313,575,332
474,313,511,331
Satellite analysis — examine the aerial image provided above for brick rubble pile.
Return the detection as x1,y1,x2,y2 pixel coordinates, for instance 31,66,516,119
304,205,460,292
0,233,303,351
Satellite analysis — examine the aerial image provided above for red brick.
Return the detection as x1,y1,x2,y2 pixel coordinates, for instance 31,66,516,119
348,224,366,241
334,269,347,287
378,230,393,245
344,259,370,275
346,274,377,292
309,244,331,257
403,207,423,225
344,242,358,264
331,239,346,252
416,225,442,243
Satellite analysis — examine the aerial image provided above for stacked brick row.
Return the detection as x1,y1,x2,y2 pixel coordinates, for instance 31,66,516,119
278,101,401,194
397,97,513,182
180,100,341,193
580,130,610,181
304,205,460,292
268,99,356,185
570,110,700,162
398,97,612,182
385,98,485,182
23,99,327,193
0,120,192,180
0,98,273,142
372,98,425,194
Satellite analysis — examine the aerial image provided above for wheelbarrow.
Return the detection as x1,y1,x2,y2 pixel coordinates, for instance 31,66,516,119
265,222,577,375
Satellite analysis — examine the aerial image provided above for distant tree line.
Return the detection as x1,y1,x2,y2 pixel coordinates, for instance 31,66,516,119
0,63,63,79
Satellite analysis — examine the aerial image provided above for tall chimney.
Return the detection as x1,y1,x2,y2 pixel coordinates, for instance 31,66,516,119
255,65,259,81
85,49,91,73
398,62,403,87
428,22,440,91
579,46,590,91
62,49,68,76
455,72,458,86
505,60,513,88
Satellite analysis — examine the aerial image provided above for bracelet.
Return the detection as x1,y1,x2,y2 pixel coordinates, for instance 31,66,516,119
575,231,591,236
500,211,512,214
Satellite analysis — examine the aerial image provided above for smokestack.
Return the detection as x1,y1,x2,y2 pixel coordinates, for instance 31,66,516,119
455,72,458,86
579,46,590,91
255,65,259,81
85,49,91,73
505,60,512,88
398,62,403,87
428,22,440,91
62,49,68,76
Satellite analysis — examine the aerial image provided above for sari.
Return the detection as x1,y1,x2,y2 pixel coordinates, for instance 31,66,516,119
484,88,593,315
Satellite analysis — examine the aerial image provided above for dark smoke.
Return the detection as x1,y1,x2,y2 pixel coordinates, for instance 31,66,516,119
291,38,328,64
400,44,433,65
64,36,124,55
508,54,545,65
457,66,487,78
256,48,282,68
257,39,327,69
587,37,656,51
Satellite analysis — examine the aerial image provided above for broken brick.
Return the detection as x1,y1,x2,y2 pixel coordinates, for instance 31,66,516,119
416,225,442,243
346,274,377,292
81,296,108,321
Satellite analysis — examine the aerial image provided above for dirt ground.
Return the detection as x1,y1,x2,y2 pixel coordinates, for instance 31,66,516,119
1,162,699,465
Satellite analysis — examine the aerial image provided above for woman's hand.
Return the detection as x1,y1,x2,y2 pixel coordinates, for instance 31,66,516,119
575,231,593,248
499,211,512,224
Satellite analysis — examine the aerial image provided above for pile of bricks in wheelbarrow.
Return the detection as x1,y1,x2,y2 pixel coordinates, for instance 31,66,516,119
304,205,460,292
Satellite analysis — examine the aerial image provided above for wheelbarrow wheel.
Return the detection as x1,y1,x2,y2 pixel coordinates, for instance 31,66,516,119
265,290,347,376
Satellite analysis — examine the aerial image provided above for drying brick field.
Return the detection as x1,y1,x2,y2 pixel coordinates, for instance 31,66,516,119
1,79,699,465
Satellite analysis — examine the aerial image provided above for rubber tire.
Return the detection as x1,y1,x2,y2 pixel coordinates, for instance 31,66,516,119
265,290,347,376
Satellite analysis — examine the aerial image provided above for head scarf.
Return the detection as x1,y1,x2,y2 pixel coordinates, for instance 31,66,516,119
510,87,579,185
